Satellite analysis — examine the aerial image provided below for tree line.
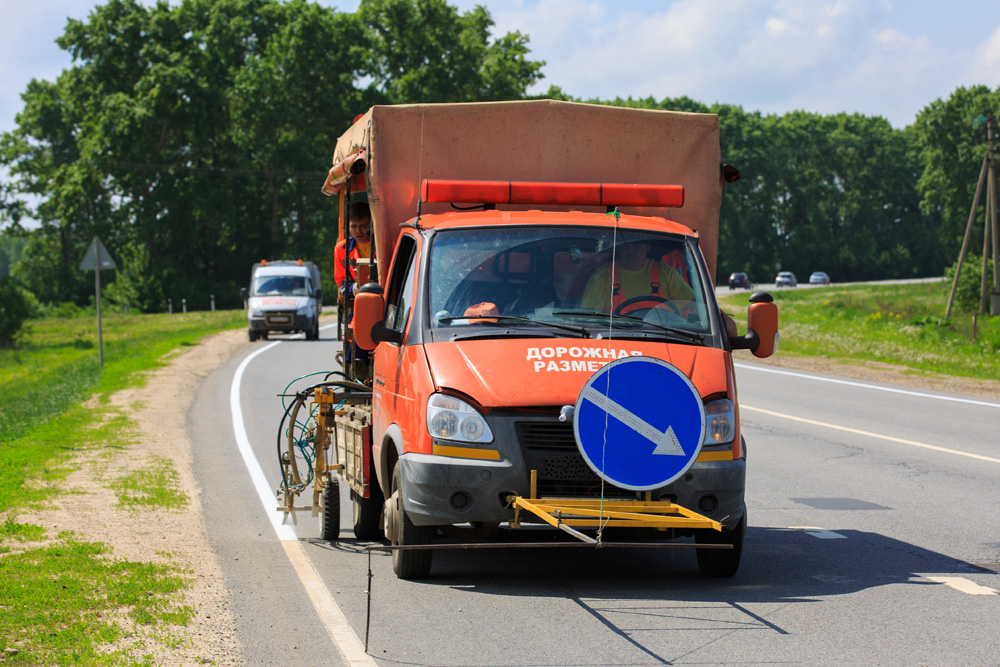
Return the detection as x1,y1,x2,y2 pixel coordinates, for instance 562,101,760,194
1,0,998,322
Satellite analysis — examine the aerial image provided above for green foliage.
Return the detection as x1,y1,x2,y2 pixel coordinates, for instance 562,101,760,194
2,0,542,313
0,535,192,665
0,277,40,347
944,254,996,312
111,458,189,510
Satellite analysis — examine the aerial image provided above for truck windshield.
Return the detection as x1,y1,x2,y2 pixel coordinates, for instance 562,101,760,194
252,275,308,296
427,226,713,336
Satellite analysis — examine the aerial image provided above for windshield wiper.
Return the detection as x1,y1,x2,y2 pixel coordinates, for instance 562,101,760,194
437,315,591,338
552,311,704,343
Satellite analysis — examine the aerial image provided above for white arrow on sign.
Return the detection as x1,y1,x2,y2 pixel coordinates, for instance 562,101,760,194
581,386,685,456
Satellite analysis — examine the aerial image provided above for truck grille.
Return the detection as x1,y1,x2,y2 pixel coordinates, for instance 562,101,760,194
515,421,633,498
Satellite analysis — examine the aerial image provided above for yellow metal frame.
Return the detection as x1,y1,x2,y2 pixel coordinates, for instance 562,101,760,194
506,470,722,542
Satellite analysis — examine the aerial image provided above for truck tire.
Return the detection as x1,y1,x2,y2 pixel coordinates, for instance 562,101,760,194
307,319,319,341
319,477,341,542
390,463,433,579
248,329,258,342
695,504,745,577
352,486,384,541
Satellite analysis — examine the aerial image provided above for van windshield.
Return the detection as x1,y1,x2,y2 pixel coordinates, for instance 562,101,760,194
253,275,308,296
427,226,713,336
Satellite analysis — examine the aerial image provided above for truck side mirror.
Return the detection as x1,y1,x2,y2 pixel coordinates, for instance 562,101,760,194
240,287,248,306
353,283,402,350
728,291,779,358
314,288,322,303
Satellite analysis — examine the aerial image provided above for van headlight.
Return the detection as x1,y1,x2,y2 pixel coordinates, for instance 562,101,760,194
296,306,311,316
250,309,264,318
703,398,735,444
427,394,494,443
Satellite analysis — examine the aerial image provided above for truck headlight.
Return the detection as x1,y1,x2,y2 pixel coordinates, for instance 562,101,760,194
703,398,735,445
427,394,494,444
296,306,311,316
250,309,264,318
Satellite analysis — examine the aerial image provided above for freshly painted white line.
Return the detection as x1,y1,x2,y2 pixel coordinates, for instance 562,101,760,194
734,362,1000,409
789,526,847,539
282,541,379,666
925,577,998,596
229,340,296,540
742,405,1000,464
230,338,377,666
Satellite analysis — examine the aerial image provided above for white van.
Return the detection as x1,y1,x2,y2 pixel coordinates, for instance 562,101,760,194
241,260,322,341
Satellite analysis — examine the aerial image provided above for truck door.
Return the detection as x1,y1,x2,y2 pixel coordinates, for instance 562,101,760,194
372,236,420,457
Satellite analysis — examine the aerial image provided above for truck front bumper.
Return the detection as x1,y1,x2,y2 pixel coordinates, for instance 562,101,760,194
398,413,745,530
249,312,313,333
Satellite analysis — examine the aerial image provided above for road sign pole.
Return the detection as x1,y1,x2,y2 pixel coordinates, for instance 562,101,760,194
95,243,104,367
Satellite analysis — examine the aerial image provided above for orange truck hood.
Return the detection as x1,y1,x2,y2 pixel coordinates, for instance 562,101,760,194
423,339,730,408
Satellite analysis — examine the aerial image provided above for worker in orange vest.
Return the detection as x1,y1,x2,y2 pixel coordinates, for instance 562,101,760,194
334,201,372,295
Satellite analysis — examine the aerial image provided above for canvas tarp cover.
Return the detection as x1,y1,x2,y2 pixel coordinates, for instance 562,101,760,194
332,100,724,278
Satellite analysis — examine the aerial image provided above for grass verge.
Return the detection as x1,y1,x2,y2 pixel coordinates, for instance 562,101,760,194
0,309,244,665
718,280,1000,383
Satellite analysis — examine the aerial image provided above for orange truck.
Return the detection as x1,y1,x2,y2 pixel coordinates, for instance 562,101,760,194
282,100,778,580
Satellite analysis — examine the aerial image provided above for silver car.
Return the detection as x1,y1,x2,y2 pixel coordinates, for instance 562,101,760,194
775,271,797,287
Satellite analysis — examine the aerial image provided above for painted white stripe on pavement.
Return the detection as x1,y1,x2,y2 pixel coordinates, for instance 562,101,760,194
925,577,998,596
789,526,847,539
742,405,1000,465
230,338,378,667
734,362,1000,409
229,341,297,540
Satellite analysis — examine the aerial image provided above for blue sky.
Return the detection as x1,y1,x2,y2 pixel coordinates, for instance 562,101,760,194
1,0,999,136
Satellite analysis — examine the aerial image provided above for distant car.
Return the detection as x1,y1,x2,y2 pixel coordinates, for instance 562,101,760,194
728,271,750,290
775,271,797,287
809,271,830,285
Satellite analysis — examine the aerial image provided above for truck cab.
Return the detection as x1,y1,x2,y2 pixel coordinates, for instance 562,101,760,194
352,180,778,578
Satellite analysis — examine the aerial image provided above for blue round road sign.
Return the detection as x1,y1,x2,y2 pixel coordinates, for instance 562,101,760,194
573,357,705,491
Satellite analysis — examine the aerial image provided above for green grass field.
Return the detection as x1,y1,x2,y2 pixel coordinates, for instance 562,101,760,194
1,309,244,665
717,280,1000,383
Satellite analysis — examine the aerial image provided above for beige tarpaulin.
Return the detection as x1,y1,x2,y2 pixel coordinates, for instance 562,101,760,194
331,100,725,279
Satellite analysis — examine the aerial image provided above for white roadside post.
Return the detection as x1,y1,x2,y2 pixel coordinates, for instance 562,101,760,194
78,236,117,366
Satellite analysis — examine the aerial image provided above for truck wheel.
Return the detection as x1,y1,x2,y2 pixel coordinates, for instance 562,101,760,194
248,329,257,342
307,319,319,341
352,486,384,541
695,504,746,577
390,463,433,579
320,477,341,542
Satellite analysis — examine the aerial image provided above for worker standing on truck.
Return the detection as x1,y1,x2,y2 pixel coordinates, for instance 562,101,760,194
581,239,695,315
334,201,372,295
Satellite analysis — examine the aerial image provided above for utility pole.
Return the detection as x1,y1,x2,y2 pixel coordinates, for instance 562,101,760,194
946,110,999,317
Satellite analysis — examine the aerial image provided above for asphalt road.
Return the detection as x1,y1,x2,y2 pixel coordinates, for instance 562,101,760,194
191,326,1000,666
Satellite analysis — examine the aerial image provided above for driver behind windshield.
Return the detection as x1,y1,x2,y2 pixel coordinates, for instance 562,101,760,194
581,240,694,315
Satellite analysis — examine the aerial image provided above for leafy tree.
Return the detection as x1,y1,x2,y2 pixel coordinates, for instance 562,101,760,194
359,0,543,102
0,277,39,346
1,0,544,311
913,85,1000,258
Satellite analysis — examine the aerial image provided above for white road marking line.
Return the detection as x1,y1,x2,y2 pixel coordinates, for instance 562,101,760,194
229,341,296,541
742,405,1000,464
925,577,998,596
282,541,378,666
734,362,1000,409
231,342,377,667
789,526,847,539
